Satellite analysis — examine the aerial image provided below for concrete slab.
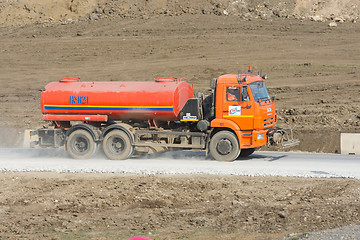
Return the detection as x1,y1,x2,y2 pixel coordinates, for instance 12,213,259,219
341,133,360,155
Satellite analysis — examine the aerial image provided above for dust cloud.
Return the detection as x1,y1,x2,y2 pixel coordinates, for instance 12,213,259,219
0,127,24,148
0,127,67,159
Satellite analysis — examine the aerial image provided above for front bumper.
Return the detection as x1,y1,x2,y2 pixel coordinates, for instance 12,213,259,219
267,127,300,148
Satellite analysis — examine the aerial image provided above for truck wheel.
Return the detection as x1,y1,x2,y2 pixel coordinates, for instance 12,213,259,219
238,148,255,158
210,131,240,162
103,130,133,160
66,129,95,159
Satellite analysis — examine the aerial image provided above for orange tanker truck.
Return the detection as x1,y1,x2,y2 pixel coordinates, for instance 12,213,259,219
29,66,299,161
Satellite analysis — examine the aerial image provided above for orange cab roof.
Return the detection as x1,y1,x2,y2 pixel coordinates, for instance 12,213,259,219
217,74,263,84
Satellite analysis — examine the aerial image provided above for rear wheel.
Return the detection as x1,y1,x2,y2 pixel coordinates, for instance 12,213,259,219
103,130,133,160
209,131,240,162
66,129,95,159
238,148,255,158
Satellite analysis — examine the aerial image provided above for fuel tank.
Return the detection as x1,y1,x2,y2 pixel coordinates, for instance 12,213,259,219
41,77,193,121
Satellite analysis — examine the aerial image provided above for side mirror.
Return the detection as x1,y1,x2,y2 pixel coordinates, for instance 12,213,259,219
210,78,217,89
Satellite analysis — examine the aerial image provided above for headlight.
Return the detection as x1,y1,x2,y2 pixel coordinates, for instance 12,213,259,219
257,134,264,140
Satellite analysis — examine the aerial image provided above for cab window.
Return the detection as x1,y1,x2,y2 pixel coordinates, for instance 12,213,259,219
226,86,240,101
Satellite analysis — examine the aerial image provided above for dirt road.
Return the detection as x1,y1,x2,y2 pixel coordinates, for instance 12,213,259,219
1,1,360,239
0,149,359,239
1,149,360,179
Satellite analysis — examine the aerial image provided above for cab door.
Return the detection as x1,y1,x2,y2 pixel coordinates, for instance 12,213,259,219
222,85,254,130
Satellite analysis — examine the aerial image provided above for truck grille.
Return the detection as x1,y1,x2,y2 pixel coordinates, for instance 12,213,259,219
263,117,274,127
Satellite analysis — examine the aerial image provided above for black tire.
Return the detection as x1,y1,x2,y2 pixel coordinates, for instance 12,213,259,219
103,130,133,160
66,129,96,159
209,131,240,162
238,148,255,158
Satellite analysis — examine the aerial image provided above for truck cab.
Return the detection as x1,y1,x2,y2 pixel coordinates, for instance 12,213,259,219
208,67,281,161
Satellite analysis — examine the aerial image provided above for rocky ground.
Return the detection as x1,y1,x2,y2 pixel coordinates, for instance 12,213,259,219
1,0,359,27
0,172,359,240
0,1,360,239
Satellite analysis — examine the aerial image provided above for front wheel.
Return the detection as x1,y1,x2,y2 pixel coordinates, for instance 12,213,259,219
209,131,240,162
103,130,133,160
66,129,96,159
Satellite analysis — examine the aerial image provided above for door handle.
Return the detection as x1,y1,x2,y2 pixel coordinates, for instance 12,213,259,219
242,105,251,109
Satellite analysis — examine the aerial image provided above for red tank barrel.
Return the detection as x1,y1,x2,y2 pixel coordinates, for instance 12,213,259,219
41,78,193,121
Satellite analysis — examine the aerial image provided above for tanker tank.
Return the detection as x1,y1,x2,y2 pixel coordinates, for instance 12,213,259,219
41,77,194,121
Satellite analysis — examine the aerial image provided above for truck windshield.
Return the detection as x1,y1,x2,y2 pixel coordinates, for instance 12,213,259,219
249,81,270,102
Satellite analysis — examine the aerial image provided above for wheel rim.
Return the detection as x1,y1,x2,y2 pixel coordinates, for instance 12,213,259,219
107,136,125,154
217,138,232,155
72,136,89,155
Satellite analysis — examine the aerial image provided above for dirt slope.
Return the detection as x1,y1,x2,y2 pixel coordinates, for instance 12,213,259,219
1,0,359,27
0,15,359,152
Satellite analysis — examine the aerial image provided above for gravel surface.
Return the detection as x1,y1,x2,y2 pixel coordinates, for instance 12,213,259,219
0,148,359,179
281,225,360,240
